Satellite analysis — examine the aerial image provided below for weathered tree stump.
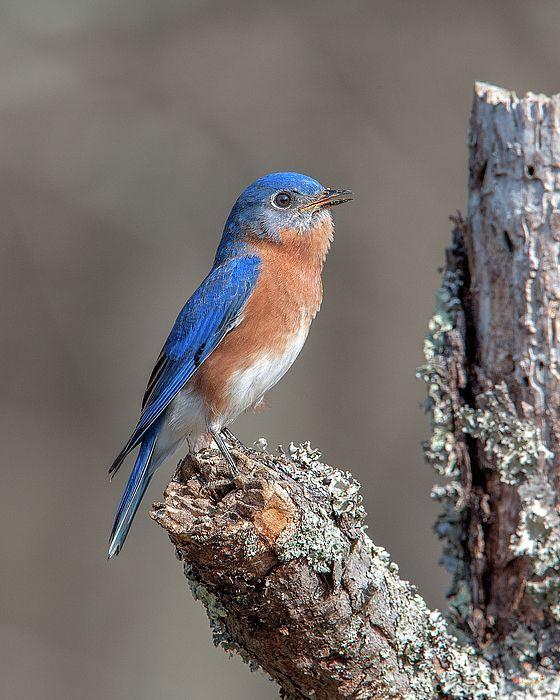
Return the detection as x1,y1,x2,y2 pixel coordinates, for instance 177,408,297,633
151,83,560,698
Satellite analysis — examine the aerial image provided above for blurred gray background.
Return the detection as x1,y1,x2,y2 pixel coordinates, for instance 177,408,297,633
2,1,559,698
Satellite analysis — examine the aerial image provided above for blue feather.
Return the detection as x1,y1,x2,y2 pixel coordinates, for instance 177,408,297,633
108,423,159,558
108,254,260,477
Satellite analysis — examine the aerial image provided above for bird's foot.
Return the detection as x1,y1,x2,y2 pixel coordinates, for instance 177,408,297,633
221,427,244,449
195,429,255,498
209,427,239,476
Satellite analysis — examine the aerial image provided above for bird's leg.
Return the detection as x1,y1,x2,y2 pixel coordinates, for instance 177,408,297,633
209,427,239,476
221,426,244,447
221,427,263,488
204,428,259,496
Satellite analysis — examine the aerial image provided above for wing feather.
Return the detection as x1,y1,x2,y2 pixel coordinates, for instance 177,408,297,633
109,254,260,475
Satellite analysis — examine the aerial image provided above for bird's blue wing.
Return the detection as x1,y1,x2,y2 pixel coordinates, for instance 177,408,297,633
109,254,261,475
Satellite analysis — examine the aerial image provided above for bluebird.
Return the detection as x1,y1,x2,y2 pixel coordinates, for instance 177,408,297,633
108,172,353,557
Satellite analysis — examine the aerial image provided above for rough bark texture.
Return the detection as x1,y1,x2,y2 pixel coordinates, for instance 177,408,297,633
151,443,496,699
152,83,560,698
465,84,560,644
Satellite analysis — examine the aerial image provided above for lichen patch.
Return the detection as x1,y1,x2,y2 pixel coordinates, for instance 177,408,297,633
276,510,347,574
459,384,552,485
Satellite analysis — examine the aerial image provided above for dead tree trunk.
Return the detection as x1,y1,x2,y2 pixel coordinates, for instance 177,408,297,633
151,83,560,698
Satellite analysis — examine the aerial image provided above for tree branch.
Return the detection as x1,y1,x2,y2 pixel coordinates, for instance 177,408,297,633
151,444,496,699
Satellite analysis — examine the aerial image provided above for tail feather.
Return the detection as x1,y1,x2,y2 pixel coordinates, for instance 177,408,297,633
108,427,159,558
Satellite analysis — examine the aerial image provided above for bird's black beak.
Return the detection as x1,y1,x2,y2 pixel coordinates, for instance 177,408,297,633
300,188,354,211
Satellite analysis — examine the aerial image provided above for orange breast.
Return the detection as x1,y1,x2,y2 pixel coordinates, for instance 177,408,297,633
192,216,333,418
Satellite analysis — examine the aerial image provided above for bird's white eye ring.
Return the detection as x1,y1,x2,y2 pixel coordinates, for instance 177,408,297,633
272,191,292,209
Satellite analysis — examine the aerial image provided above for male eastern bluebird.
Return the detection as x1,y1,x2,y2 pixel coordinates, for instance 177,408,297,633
108,172,353,557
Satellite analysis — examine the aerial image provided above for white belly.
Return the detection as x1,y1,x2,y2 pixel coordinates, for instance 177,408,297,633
161,324,309,449
220,324,309,425
160,385,207,452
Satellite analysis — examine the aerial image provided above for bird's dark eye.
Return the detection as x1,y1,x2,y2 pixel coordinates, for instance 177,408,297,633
272,191,292,209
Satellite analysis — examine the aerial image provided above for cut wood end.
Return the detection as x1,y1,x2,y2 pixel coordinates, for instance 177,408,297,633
473,80,558,109
474,81,517,107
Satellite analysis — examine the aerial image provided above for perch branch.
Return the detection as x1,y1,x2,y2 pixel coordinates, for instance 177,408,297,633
151,443,496,699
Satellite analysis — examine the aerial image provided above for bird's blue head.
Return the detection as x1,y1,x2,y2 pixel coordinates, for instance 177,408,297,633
216,172,352,261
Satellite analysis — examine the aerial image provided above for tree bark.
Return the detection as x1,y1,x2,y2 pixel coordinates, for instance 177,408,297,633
464,84,560,646
152,444,495,699
151,83,560,698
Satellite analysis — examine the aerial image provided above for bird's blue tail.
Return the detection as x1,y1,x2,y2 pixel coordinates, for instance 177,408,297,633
108,426,159,558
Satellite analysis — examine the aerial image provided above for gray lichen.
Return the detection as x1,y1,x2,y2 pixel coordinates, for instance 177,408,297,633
457,383,560,619
469,397,560,619
504,673,560,700
417,266,463,480
273,442,365,574
340,615,367,656
491,625,560,699
183,563,264,673
280,441,366,526
458,384,551,485
183,563,231,648
243,528,260,558
277,509,347,574
418,252,472,617
513,474,560,618
253,437,268,451
370,544,499,699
